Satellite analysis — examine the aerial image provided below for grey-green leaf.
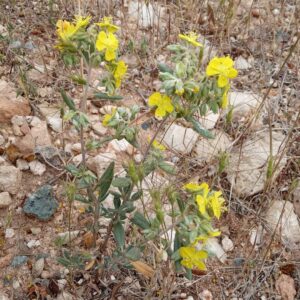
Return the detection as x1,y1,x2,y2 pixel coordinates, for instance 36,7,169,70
97,162,115,200
113,222,125,248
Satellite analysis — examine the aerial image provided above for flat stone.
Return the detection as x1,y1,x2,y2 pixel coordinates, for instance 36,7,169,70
0,192,12,208
198,111,219,130
27,239,41,248
47,116,63,133
33,258,44,277
0,166,22,194
229,91,261,123
204,238,227,263
195,130,231,162
5,228,15,238
23,185,58,221
227,131,286,196
11,255,28,267
29,160,46,176
108,138,134,154
265,200,300,247
16,159,29,170
57,231,80,245
86,152,117,177
235,56,251,70
221,236,234,252
91,122,107,136
0,80,31,123
163,124,198,154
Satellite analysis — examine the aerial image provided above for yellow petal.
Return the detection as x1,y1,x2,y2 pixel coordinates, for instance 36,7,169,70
105,48,116,61
148,92,162,107
96,31,107,51
228,68,238,79
196,195,207,215
217,75,228,88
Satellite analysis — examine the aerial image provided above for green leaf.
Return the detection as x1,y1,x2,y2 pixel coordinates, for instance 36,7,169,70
74,194,90,203
97,162,115,200
131,190,143,201
158,63,173,74
125,247,141,261
60,89,76,111
131,212,150,229
158,161,177,175
94,93,123,101
186,116,214,139
70,75,87,85
113,222,125,249
112,177,132,188
65,164,79,176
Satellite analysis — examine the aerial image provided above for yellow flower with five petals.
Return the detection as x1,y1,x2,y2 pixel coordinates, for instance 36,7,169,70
148,92,174,118
178,32,203,47
179,246,207,270
56,16,91,42
206,56,238,88
96,31,119,61
96,16,119,33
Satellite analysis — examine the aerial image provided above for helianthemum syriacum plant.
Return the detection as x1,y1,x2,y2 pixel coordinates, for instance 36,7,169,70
55,16,236,279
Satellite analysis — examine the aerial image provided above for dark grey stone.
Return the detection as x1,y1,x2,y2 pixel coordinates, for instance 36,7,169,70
23,185,58,221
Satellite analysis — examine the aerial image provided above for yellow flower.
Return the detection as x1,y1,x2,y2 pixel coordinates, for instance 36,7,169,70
74,15,91,28
193,86,200,93
179,246,207,270
96,16,119,33
208,191,226,219
221,84,230,108
56,16,90,41
102,108,116,126
151,139,166,151
206,56,238,88
175,88,184,96
96,31,119,61
178,32,203,47
114,60,127,88
184,182,209,192
148,92,174,118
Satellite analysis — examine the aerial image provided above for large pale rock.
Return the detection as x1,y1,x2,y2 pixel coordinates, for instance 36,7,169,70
265,200,300,247
204,238,227,263
128,1,166,29
0,80,31,123
0,166,22,194
9,120,52,162
163,124,198,154
198,111,219,130
86,152,117,178
0,192,12,208
227,131,286,196
195,130,231,162
229,91,261,122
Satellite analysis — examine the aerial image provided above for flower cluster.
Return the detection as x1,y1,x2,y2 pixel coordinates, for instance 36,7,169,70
184,182,226,219
178,182,226,270
56,16,127,91
206,56,238,108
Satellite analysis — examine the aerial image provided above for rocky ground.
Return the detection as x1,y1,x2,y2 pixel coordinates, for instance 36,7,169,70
0,0,300,299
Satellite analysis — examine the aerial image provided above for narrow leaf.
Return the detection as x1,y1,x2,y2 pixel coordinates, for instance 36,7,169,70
97,162,115,200
113,222,125,248
60,89,76,110
94,93,123,101
131,211,150,229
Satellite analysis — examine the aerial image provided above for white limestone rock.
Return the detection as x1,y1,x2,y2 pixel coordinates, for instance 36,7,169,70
195,130,231,162
29,160,46,176
0,192,12,208
227,131,286,196
163,124,198,154
265,200,300,248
